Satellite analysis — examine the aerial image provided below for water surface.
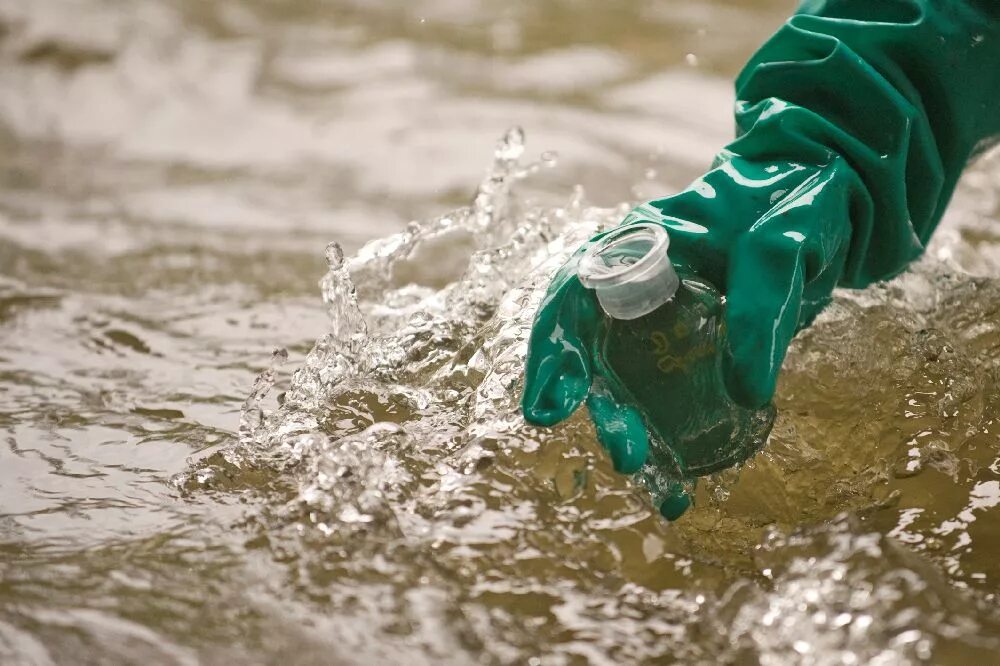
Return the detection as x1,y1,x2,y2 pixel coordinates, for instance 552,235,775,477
3,1,1000,663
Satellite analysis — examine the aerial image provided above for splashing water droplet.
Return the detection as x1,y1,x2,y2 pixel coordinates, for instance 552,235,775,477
239,347,289,448
495,126,525,163
325,241,345,270
321,242,368,345
473,127,529,228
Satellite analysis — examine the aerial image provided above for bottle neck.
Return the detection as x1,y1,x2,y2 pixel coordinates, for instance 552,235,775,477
594,261,679,321
577,222,679,321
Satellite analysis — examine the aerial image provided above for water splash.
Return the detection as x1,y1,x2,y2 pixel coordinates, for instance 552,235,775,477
176,132,1000,664
715,515,999,664
238,347,289,448
474,126,525,228
322,241,368,349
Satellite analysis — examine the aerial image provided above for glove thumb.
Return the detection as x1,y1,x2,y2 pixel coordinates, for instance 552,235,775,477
721,167,851,408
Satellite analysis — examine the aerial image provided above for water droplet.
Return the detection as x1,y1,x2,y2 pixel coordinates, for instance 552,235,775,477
495,126,525,163
326,241,344,270
238,347,289,447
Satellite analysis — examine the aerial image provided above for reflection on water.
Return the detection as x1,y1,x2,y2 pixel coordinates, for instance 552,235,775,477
3,0,1000,663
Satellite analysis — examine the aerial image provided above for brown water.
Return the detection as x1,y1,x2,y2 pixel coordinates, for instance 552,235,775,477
3,1,1000,664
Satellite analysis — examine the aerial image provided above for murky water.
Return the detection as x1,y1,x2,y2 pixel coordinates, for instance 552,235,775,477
3,1,1000,664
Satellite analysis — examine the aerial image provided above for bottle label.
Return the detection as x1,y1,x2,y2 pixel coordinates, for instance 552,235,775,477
650,317,717,375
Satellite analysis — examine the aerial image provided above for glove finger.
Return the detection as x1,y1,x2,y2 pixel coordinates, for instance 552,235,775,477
585,382,649,474
522,258,600,427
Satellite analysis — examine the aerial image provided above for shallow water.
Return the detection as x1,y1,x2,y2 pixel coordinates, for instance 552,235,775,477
3,1,1000,664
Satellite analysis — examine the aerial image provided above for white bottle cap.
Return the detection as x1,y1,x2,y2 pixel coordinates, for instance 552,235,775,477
577,222,679,321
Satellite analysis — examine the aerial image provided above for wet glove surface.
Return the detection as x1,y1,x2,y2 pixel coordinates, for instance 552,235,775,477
521,157,856,479
522,0,1000,490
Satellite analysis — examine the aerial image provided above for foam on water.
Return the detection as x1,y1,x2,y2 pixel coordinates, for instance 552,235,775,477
174,134,1000,663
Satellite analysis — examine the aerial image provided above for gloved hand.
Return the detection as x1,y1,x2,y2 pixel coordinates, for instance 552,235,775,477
522,156,857,478
522,0,1000,492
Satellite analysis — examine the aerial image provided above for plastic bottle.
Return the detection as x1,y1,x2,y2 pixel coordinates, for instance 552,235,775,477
577,219,775,518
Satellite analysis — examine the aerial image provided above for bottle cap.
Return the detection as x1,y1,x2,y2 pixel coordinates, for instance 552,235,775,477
578,222,679,320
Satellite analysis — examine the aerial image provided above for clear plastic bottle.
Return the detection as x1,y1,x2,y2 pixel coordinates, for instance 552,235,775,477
578,221,775,517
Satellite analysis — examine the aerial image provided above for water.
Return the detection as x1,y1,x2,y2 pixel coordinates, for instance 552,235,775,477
4,0,1000,663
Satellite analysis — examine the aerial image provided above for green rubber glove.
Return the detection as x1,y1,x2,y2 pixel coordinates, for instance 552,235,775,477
522,0,1000,496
